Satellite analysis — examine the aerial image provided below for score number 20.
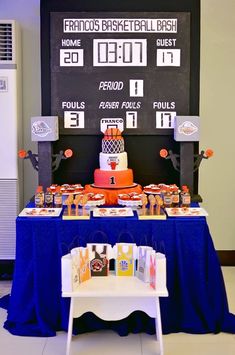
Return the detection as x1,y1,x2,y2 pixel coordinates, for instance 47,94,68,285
60,49,84,66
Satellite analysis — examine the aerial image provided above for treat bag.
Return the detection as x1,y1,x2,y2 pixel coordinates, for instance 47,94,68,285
87,243,113,276
137,246,153,282
150,251,156,289
150,252,166,290
79,247,91,283
61,253,73,293
155,252,167,290
114,243,137,276
70,247,80,290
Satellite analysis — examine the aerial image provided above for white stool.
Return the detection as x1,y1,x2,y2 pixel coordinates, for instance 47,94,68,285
62,274,168,355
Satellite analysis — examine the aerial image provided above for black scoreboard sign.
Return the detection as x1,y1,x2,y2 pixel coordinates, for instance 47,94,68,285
50,12,190,135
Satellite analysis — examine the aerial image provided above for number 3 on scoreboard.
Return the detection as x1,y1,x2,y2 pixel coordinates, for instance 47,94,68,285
64,111,85,128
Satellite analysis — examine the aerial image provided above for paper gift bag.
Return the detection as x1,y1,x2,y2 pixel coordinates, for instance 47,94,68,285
61,253,73,293
78,247,91,283
155,252,167,290
150,252,166,290
114,243,137,276
137,246,153,282
87,243,113,276
70,247,80,290
150,251,156,289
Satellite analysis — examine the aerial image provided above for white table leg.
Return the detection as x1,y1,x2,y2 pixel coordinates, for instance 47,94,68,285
155,297,164,355
66,298,74,355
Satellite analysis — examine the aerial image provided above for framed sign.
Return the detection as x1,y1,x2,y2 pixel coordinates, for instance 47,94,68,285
50,12,190,135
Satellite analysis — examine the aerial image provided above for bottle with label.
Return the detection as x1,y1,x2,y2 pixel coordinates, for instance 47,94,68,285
172,187,180,207
163,188,172,208
181,186,191,208
180,185,186,205
54,187,62,208
45,188,53,208
35,186,44,208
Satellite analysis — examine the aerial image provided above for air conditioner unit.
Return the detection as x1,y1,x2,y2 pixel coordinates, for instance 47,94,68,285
0,20,22,260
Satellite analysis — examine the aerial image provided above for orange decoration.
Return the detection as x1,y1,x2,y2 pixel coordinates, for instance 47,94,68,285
18,149,27,159
205,149,214,158
104,128,122,140
160,149,168,158
64,149,73,158
84,184,142,205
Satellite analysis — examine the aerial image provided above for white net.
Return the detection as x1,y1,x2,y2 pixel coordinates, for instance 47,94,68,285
102,139,124,154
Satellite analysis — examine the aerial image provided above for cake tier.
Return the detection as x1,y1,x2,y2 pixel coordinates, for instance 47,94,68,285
94,169,134,188
102,138,124,154
99,152,128,171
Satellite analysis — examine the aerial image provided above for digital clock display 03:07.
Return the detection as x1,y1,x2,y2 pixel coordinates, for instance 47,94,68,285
93,39,147,66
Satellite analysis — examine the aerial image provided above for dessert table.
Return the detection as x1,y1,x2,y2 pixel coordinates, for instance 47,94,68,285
2,209,235,337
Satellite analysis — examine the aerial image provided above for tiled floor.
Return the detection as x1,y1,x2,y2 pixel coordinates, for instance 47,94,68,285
0,267,235,355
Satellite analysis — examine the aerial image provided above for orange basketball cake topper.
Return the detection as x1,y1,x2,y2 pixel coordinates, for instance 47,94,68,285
103,127,122,140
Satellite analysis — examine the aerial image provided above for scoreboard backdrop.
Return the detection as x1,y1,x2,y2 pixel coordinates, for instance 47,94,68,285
50,12,190,135
40,0,200,187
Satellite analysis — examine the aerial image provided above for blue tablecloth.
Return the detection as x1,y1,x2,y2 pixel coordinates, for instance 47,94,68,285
2,212,235,337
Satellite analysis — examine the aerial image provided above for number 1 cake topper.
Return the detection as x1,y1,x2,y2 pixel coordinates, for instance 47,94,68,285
100,118,124,133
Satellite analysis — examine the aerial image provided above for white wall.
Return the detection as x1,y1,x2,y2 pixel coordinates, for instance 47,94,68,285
0,0,234,250
0,0,40,204
200,0,235,249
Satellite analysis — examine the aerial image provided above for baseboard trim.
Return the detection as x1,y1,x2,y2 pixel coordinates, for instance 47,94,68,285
217,250,235,266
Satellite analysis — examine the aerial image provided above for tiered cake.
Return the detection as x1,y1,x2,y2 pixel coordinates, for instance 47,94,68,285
94,128,134,188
